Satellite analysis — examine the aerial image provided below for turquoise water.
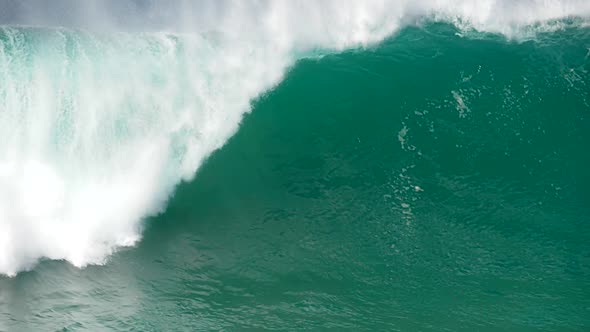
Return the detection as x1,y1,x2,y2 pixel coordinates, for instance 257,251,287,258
1,22,590,330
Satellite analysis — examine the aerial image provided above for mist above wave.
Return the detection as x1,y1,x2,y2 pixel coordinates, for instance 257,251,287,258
2,0,590,37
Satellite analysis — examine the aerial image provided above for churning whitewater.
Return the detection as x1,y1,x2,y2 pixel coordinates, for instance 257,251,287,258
1,1,589,276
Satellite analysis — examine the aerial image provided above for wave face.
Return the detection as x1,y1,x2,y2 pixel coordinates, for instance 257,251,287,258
0,1,589,276
2,21,589,330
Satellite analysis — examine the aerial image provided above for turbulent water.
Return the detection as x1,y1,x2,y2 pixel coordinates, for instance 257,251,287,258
1,1,590,330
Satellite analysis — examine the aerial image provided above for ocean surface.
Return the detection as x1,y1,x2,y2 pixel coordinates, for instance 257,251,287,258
1,2,590,331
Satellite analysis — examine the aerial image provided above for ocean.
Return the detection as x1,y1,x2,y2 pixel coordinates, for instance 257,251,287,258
1,1,590,330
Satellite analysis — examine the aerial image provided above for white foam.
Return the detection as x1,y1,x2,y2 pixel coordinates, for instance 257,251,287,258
1,1,589,276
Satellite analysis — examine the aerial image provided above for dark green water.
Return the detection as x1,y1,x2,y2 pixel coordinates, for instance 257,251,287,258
1,24,590,330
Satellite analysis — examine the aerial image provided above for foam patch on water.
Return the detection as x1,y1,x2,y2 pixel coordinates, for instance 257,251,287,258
1,1,589,276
